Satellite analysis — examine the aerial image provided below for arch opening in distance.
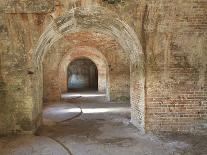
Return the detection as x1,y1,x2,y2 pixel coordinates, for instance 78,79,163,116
58,46,109,99
67,58,98,91
32,6,145,132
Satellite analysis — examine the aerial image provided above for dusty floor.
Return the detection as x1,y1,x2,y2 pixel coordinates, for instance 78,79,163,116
0,91,207,155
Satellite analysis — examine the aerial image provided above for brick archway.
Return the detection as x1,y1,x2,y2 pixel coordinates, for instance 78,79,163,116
32,6,145,132
58,47,109,98
67,58,98,91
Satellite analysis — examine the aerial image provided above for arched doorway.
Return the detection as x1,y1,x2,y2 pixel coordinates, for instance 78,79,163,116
31,6,145,133
57,46,109,98
67,58,98,91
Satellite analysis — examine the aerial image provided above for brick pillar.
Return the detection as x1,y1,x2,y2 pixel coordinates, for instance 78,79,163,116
130,61,145,133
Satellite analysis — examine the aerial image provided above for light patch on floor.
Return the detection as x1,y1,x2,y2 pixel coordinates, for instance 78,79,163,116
0,91,207,155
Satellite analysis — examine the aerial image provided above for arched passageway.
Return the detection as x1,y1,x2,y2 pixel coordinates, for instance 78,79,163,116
58,47,109,95
43,46,110,102
32,6,145,133
1,1,207,154
67,58,98,91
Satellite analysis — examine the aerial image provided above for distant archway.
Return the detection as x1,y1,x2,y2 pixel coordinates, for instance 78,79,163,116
67,58,98,91
58,46,109,98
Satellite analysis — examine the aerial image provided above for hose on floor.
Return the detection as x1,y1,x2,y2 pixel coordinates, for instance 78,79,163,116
42,96,84,155
48,136,74,155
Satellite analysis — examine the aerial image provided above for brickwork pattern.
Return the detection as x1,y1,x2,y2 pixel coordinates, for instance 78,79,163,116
0,0,206,135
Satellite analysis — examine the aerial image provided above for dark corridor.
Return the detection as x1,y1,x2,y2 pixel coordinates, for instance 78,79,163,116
67,58,98,91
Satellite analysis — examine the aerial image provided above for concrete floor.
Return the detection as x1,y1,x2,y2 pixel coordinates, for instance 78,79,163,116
0,91,207,155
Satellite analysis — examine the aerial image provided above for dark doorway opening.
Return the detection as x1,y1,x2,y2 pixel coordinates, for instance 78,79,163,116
67,58,98,92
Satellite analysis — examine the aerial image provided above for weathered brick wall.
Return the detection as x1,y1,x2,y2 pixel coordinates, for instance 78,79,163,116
143,0,207,133
43,43,63,103
43,35,130,103
0,47,7,134
0,0,206,135
0,1,53,134
104,49,130,102
101,0,207,134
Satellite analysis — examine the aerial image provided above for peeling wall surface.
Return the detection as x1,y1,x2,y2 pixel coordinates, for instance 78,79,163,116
0,0,206,135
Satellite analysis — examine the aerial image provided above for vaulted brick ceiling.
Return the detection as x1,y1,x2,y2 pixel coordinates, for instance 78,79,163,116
64,31,121,51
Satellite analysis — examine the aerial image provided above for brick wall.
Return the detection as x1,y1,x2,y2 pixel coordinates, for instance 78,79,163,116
43,35,130,103
143,0,207,133
0,0,206,135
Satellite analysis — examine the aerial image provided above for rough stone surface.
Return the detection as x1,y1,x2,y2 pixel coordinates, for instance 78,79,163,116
0,0,54,13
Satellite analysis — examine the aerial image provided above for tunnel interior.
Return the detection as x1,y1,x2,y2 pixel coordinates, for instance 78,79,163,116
67,58,98,91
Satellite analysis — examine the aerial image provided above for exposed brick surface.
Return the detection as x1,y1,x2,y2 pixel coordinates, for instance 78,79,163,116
0,0,206,135
43,33,130,103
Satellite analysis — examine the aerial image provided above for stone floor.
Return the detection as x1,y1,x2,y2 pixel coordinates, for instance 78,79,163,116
0,91,207,155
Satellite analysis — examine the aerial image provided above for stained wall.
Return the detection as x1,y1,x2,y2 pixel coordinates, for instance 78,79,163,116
43,33,130,103
0,0,206,135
